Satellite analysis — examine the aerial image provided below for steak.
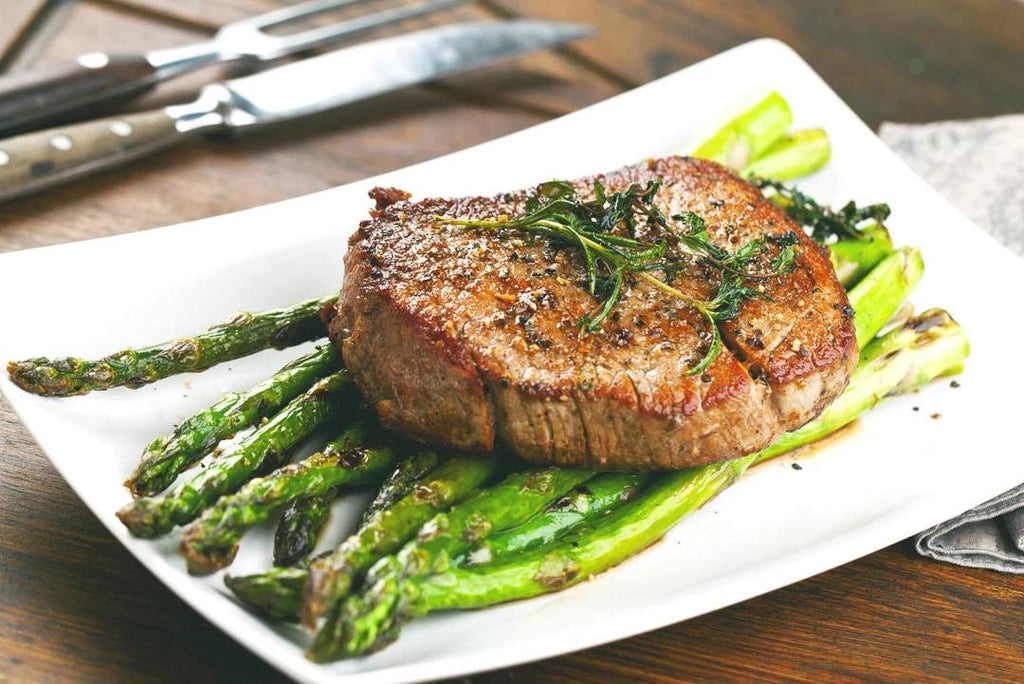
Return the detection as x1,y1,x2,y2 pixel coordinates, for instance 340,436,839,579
331,156,857,469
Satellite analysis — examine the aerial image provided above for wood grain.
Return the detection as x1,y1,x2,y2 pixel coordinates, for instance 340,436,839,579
2,1,1023,683
489,0,1024,129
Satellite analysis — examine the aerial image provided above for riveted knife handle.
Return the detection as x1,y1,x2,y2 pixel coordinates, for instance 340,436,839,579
0,53,158,136
0,109,186,203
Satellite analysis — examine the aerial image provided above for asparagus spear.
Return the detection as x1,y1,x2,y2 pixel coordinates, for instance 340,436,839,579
117,370,354,538
226,562,320,621
300,457,500,626
463,472,651,564
271,443,443,567
830,223,893,288
848,247,924,348
228,471,643,621
274,492,340,568
126,344,341,497
325,310,968,657
180,419,393,575
686,90,793,169
361,451,443,525
307,467,594,660
741,128,831,181
7,294,336,397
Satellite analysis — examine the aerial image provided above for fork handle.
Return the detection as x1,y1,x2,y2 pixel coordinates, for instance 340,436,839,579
0,53,158,137
0,108,187,203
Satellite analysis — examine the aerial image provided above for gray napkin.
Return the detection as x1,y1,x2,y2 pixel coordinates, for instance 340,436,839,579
880,114,1024,574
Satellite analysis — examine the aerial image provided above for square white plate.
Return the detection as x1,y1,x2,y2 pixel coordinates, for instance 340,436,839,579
2,39,1022,684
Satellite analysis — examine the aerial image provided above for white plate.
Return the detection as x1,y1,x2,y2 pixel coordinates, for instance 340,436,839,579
1,39,1022,684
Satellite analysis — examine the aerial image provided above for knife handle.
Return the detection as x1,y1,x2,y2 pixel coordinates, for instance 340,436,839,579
0,53,158,136
0,109,187,203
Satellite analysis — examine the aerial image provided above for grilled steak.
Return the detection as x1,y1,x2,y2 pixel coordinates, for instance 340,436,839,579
331,156,857,469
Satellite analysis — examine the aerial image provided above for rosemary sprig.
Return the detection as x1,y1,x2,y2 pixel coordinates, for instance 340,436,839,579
439,180,795,375
754,178,890,243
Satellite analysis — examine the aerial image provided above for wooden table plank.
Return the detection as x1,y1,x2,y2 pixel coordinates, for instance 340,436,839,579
490,0,1024,129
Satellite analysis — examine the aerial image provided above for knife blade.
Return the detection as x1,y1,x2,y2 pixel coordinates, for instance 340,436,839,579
0,20,591,203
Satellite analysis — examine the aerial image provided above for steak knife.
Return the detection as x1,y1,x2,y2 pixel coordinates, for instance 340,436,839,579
0,20,589,203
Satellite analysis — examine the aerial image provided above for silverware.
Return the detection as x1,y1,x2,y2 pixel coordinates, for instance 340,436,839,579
0,20,590,202
0,0,470,136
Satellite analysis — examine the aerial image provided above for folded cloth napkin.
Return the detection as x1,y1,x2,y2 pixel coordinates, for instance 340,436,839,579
880,114,1024,574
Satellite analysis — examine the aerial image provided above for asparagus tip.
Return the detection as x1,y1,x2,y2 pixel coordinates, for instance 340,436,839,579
6,357,80,397
180,532,238,576
116,499,166,539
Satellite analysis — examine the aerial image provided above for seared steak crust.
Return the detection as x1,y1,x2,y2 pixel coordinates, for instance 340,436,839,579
333,157,857,469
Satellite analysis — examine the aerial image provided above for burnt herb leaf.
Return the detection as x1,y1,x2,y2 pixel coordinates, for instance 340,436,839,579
753,178,890,243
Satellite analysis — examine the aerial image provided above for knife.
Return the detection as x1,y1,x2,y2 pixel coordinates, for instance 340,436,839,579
0,20,590,203
0,0,471,137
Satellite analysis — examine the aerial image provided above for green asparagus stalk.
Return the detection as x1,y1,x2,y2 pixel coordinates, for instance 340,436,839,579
300,457,500,627
462,472,652,564
686,90,793,169
740,128,831,181
230,468,622,621
126,344,341,497
848,247,924,348
361,451,443,526
331,310,968,649
180,419,393,575
226,562,321,621
7,294,336,397
415,462,741,612
116,370,354,538
372,467,595,582
829,223,893,288
271,450,441,568
307,467,594,661
274,492,340,568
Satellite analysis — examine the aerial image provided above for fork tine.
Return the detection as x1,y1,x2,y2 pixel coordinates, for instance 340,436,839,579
240,0,378,31
271,0,470,54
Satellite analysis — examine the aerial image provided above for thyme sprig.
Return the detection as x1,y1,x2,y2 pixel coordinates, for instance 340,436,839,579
439,179,795,375
754,178,891,243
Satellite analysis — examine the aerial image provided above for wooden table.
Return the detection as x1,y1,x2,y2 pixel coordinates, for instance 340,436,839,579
2,1,1022,682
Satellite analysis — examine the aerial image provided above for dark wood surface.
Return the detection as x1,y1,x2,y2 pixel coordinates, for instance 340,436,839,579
2,1,1022,682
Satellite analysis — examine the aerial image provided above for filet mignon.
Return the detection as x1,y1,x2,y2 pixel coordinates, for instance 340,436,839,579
331,156,857,469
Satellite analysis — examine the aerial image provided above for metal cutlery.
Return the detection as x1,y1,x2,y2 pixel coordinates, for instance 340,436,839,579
0,0,470,137
0,20,590,202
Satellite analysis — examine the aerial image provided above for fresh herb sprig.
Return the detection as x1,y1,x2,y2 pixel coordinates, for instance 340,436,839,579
754,178,890,243
438,180,796,375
